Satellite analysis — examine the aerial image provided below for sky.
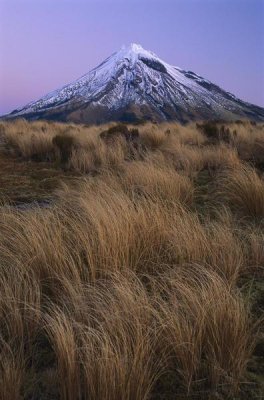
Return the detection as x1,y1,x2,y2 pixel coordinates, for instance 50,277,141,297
0,0,263,115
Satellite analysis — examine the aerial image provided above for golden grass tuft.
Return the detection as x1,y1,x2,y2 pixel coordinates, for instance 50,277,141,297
214,165,264,218
140,125,167,150
152,266,253,395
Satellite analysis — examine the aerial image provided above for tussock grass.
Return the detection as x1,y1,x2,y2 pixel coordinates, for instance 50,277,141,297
247,229,264,270
0,119,263,399
0,343,25,400
140,126,167,150
152,266,253,395
1,119,58,160
69,136,127,173
116,161,194,205
214,165,264,219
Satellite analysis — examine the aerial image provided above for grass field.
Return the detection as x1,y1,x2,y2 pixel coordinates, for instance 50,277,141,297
0,119,263,399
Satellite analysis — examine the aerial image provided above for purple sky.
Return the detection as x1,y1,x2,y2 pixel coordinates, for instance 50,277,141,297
0,0,263,115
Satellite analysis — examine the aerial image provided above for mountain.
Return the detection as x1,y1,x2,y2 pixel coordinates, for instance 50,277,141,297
4,43,264,123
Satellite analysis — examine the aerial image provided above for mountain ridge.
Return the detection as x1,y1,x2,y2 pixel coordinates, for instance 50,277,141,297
4,43,264,123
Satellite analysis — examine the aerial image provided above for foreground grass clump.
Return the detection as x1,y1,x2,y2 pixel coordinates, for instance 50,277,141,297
0,119,263,399
214,165,264,218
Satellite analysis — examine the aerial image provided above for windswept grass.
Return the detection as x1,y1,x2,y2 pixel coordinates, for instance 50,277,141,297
214,165,264,218
152,266,254,396
0,119,263,399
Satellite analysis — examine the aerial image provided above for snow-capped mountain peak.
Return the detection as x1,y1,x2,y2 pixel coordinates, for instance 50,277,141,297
118,43,160,60
5,43,264,123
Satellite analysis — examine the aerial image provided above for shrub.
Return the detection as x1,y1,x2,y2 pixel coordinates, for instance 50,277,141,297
100,124,128,141
100,124,139,146
197,122,219,139
52,134,76,164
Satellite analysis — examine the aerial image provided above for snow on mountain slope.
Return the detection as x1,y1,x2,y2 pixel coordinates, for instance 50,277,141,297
5,43,264,123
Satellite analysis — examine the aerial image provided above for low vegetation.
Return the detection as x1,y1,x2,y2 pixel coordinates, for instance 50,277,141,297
0,119,263,399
